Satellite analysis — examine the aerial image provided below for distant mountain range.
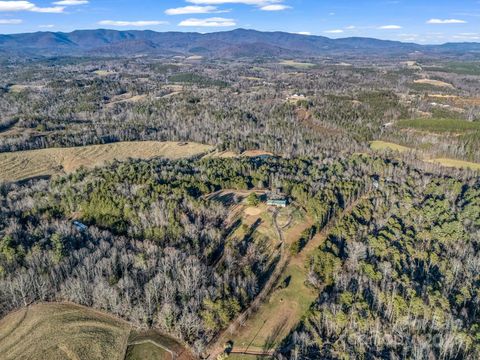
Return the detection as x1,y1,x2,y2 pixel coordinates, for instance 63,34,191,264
1,28,480,59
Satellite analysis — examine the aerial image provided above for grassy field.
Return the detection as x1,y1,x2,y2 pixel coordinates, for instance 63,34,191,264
279,60,316,69
428,158,480,171
126,342,171,360
93,70,117,76
424,62,480,76
413,79,454,88
8,84,44,93
0,303,131,360
370,141,411,153
231,263,316,352
371,140,480,171
397,118,480,133
0,303,195,360
227,201,315,354
0,141,213,182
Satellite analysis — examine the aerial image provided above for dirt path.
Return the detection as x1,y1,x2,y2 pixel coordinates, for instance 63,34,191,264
0,307,29,343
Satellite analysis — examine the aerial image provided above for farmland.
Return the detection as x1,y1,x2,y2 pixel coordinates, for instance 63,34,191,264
0,141,212,182
0,303,131,360
0,303,194,360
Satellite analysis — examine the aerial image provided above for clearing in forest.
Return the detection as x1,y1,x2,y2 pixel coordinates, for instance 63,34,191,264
370,141,411,153
0,303,131,360
0,303,194,360
370,141,480,171
279,60,316,69
93,70,117,76
427,158,480,171
413,79,454,88
210,191,316,357
397,118,480,133
126,330,194,360
0,141,213,183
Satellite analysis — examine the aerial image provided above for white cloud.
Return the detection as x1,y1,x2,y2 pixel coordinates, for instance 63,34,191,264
31,6,64,13
296,31,311,35
324,29,344,34
53,0,88,5
0,1,64,13
0,18,22,24
39,24,55,28
186,0,292,11
379,25,402,29
178,17,236,27
427,18,466,24
165,5,225,15
345,25,355,30
260,4,290,11
0,1,33,11
98,20,167,27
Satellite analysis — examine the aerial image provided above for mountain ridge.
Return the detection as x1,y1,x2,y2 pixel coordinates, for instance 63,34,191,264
0,28,479,58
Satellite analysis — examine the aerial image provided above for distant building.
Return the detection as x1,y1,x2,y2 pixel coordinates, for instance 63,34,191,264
267,199,288,208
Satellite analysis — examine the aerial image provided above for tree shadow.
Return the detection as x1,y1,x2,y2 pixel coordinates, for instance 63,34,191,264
263,316,289,352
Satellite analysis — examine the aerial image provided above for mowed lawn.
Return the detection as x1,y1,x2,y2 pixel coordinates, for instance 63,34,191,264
0,303,131,360
0,141,213,182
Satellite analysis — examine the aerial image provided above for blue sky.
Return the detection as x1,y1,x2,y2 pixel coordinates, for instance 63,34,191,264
0,0,479,44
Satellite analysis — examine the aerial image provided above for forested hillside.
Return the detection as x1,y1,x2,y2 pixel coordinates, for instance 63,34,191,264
282,174,480,359
0,155,366,354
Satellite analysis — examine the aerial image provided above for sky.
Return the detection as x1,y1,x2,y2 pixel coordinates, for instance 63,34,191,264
0,0,479,44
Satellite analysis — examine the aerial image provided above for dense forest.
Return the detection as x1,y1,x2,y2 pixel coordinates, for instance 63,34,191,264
282,172,480,359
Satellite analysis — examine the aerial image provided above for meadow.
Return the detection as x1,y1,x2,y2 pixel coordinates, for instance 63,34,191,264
0,303,131,360
0,141,212,182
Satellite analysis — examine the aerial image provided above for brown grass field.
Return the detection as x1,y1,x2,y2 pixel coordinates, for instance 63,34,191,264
414,79,454,88
0,141,213,182
427,158,480,171
279,60,316,69
370,141,411,153
0,303,195,360
0,303,131,360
